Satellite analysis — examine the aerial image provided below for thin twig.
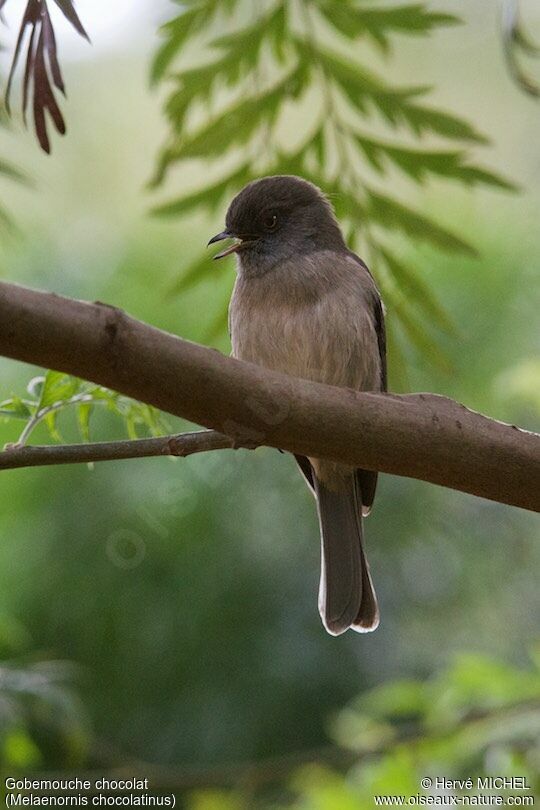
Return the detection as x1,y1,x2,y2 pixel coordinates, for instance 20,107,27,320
0,430,239,471
16,392,96,445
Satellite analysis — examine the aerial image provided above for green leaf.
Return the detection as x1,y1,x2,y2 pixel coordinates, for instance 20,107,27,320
366,189,477,256
270,4,287,64
161,67,305,166
128,402,170,437
82,386,119,410
77,402,93,442
1,375,167,446
0,397,35,421
44,410,63,442
152,43,296,184
400,102,488,142
163,46,254,129
37,371,81,411
125,414,139,440
298,40,426,124
151,4,216,84
312,128,326,167
210,3,282,56
311,45,489,145
319,1,460,53
354,134,516,190
161,9,289,137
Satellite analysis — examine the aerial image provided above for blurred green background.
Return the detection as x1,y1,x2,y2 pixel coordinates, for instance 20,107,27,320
0,1,539,807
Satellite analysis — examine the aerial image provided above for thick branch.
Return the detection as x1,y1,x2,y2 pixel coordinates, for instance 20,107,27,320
0,431,234,471
0,281,538,511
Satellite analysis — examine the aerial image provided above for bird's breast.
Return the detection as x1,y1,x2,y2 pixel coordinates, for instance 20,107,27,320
229,256,381,392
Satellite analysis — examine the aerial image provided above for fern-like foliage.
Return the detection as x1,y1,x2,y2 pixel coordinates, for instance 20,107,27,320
0,370,169,446
151,0,515,372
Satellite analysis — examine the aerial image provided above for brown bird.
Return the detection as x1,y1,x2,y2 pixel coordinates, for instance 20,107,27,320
208,175,386,635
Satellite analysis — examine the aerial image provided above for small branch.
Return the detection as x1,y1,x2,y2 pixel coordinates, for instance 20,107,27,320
16,392,95,446
0,430,235,471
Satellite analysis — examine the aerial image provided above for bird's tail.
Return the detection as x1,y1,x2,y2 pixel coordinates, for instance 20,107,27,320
314,473,379,635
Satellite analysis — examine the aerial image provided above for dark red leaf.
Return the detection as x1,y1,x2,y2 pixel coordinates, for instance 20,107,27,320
4,0,87,151
33,26,66,151
51,0,90,42
42,5,65,95
22,19,38,124
4,0,40,114
32,88,49,153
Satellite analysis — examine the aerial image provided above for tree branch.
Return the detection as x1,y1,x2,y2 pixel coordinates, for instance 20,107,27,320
0,281,538,511
0,430,235,471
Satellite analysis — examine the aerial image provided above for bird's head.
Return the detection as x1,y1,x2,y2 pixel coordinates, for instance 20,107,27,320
208,175,345,275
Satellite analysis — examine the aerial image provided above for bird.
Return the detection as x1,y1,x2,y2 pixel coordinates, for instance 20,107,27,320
208,175,387,636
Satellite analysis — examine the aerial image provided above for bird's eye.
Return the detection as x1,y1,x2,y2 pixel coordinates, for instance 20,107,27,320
264,214,278,230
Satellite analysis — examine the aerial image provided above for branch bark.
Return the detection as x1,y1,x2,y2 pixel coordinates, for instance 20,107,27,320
0,431,235,471
0,281,539,511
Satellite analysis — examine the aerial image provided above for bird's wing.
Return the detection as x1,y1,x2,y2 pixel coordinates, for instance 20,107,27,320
346,250,387,393
346,251,387,514
294,454,315,494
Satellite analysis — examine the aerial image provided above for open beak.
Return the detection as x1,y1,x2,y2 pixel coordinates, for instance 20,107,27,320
207,230,243,260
